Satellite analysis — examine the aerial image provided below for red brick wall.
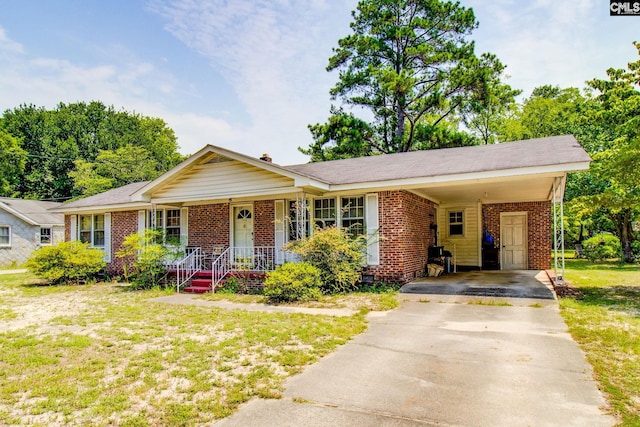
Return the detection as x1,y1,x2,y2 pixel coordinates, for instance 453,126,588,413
188,204,230,250
254,201,275,247
366,191,434,283
108,211,138,275
482,201,551,270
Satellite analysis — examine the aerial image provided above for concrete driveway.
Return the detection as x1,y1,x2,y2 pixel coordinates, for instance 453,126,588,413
217,277,615,426
400,270,556,300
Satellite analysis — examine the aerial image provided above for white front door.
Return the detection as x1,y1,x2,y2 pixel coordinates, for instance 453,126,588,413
501,213,527,270
233,205,254,248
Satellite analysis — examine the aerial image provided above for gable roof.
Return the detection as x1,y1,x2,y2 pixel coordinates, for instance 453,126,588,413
285,135,590,185
56,135,590,212
0,198,64,226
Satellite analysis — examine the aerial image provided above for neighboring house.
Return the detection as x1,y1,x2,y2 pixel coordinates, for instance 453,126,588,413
0,198,64,267
55,135,590,285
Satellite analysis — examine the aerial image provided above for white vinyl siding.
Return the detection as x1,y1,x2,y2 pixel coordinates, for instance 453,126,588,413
150,159,295,202
438,203,480,267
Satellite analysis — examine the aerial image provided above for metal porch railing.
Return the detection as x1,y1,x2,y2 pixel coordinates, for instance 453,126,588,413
173,246,202,292
211,246,287,290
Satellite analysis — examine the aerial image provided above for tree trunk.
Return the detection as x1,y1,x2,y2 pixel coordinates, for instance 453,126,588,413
611,209,635,263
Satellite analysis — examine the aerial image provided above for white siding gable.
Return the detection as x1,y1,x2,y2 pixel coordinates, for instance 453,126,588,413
150,158,296,202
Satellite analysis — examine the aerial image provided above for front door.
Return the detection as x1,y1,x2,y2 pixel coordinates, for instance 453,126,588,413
501,213,527,270
233,205,254,249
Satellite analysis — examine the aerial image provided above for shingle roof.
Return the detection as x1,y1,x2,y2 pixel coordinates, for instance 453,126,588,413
284,135,590,184
0,198,64,225
61,181,150,209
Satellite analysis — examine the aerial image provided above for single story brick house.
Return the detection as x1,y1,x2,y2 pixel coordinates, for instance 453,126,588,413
0,198,64,267
54,135,590,285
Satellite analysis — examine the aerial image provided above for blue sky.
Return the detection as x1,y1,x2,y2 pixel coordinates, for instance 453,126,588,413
0,1,638,165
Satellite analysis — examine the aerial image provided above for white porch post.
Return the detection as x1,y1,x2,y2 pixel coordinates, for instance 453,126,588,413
552,177,566,286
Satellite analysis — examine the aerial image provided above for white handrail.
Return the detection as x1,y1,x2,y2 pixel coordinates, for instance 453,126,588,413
174,247,202,292
211,246,283,291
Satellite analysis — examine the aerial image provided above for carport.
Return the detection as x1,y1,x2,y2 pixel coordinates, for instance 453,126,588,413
400,270,556,299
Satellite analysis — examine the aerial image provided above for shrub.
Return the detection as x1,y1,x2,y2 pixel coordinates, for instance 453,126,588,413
582,233,621,262
116,229,169,289
286,226,366,294
25,241,106,285
263,262,322,303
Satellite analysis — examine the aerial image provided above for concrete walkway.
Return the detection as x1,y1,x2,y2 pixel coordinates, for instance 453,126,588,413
216,292,615,426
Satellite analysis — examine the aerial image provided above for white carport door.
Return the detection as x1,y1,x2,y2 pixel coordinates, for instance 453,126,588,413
501,213,527,270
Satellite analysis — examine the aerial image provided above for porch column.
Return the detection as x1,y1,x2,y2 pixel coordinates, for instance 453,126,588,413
552,177,566,286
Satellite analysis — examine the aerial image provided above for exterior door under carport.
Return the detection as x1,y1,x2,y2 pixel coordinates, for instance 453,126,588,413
500,212,527,269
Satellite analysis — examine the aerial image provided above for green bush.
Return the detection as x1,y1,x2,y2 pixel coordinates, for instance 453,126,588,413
582,233,622,262
116,230,169,289
263,262,322,303
286,226,366,294
25,240,106,285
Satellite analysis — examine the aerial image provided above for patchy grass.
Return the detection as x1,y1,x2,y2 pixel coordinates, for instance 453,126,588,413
559,259,640,426
0,273,367,426
199,289,400,312
466,299,512,307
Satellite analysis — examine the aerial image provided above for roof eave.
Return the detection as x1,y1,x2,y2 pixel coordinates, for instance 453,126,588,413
325,161,591,192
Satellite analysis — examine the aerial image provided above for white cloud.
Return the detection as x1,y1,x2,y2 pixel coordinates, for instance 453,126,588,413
148,0,352,164
0,26,23,54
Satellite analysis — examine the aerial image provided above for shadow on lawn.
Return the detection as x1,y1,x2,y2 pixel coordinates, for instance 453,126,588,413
564,285,640,316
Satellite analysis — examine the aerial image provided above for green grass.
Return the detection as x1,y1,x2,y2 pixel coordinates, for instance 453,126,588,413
559,258,640,426
0,273,369,426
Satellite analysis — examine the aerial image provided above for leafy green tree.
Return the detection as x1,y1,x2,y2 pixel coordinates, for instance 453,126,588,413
71,145,161,197
577,42,640,261
303,0,514,159
0,129,26,196
0,101,183,200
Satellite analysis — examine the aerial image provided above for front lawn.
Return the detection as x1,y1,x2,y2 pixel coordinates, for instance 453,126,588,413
0,273,370,426
560,258,640,426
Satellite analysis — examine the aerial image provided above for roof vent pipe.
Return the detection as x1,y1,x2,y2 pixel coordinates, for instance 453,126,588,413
260,154,272,163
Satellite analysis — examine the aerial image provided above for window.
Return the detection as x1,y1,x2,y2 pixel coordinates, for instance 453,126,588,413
341,196,365,236
148,209,181,243
288,200,310,241
314,198,336,228
78,214,105,247
40,228,52,245
448,211,464,236
165,209,181,241
0,226,10,246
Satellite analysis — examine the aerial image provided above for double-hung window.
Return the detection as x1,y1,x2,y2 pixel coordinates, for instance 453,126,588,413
314,198,336,229
40,228,52,245
0,226,10,246
79,214,105,247
148,209,181,244
288,200,310,241
341,197,365,236
448,211,464,237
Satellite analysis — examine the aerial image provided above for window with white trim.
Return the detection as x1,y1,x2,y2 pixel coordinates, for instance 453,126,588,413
341,196,365,236
40,228,52,245
448,210,464,236
314,198,336,228
79,214,105,247
288,200,310,241
0,226,10,246
148,209,181,243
